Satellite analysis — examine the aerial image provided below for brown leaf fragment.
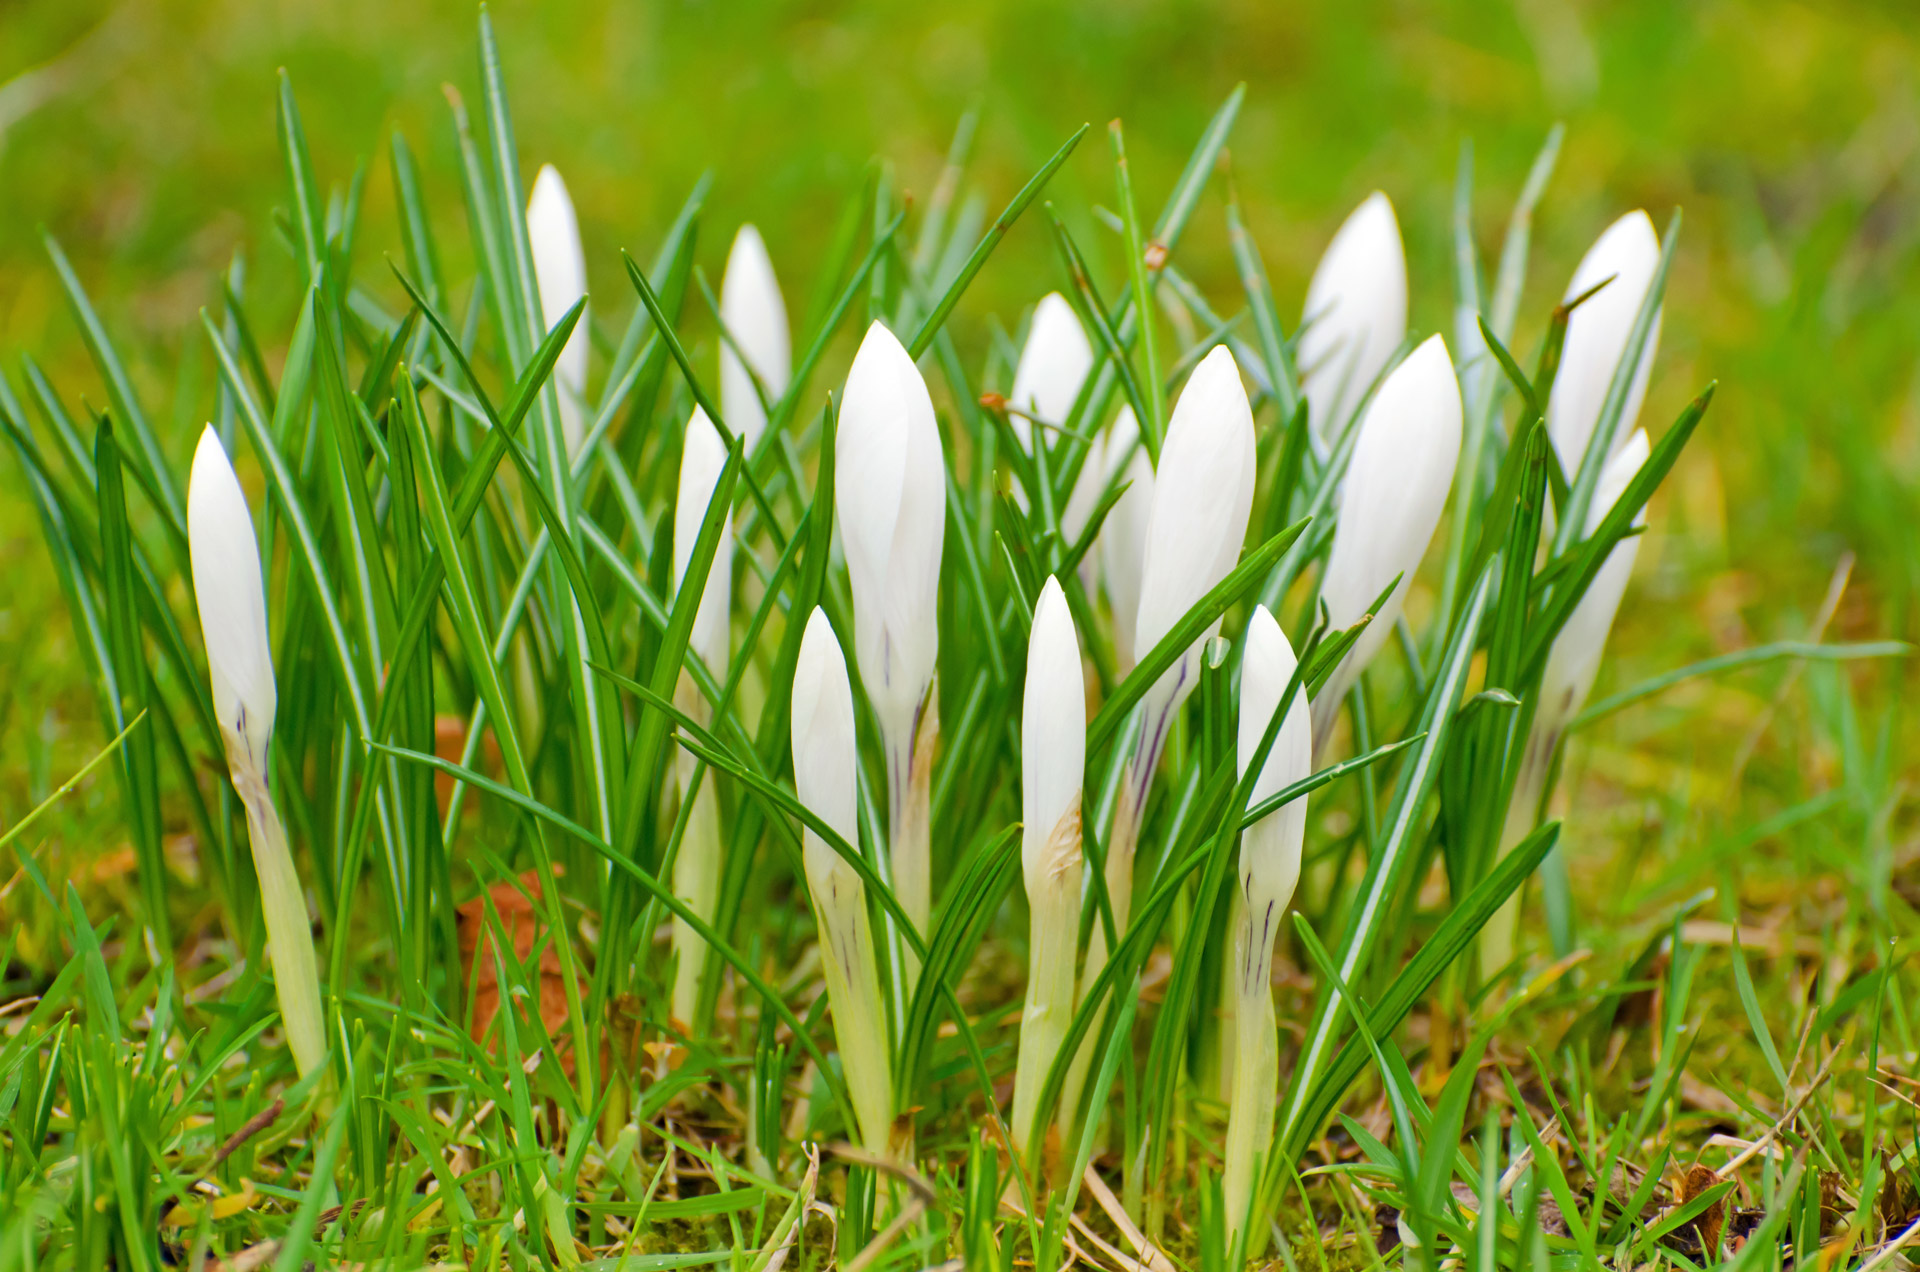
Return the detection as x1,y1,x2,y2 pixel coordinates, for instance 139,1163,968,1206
456,866,574,1069
1682,1163,1726,1259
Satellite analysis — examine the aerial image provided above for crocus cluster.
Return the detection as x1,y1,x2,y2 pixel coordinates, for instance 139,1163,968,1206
167,148,1666,1254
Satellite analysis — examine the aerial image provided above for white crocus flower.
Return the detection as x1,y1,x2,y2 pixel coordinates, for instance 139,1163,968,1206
1312,334,1463,752
1096,407,1155,674
1009,577,1087,1155
527,164,590,459
720,224,791,453
1007,292,1094,450
835,320,946,944
790,608,893,1156
1222,605,1312,1250
1060,347,1254,1125
1124,346,1257,912
1058,429,1109,564
667,408,734,1028
1481,429,1650,976
188,426,326,1080
1299,192,1408,448
1548,211,1662,476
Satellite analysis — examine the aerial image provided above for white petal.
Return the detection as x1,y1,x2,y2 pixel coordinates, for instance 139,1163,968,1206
1316,335,1463,721
527,164,590,458
1023,577,1086,882
1300,192,1408,445
1098,408,1155,672
188,426,276,775
720,224,791,452
1007,293,1094,448
1238,605,1311,911
672,407,734,673
791,608,860,848
1058,428,1109,553
1547,210,1662,475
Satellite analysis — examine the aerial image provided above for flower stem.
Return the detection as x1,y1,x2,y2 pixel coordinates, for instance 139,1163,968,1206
1222,893,1277,1255
237,769,327,1081
1012,801,1083,1159
803,832,893,1157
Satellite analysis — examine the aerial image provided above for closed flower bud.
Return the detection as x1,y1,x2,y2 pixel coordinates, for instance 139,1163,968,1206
836,320,947,938
836,320,946,747
187,425,325,1081
1022,578,1086,890
789,608,893,1155
1096,407,1155,673
1548,211,1662,474
1313,334,1463,747
1007,292,1094,450
527,164,590,458
1223,604,1312,1246
673,407,734,676
1482,429,1650,978
1120,346,1256,916
1010,577,1087,1152
1132,346,1258,715
189,427,277,778
1539,428,1650,730
1300,192,1408,446
1237,605,1312,920
667,406,735,1026
792,609,860,859
720,224,791,452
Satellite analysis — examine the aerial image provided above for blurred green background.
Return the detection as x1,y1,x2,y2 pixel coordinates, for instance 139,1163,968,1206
0,0,1915,863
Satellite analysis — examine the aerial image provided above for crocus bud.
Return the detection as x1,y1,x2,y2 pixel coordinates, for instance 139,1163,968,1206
1022,578,1086,895
1007,292,1094,450
1547,211,1662,474
527,164,589,458
1010,577,1087,1152
1096,407,1155,674
188,425,326,1081
836,320,946,746
672,407,734,676
666,406,734,1026
1237,605,1312,920
1132,346,1258,745
1222,603,1312,1248
790,608,893,1155
836,320,947,937
189,427,277,778
1312,334,1463,748
1300,192,1408,446
720,224,791,452
1058,429,1109,557
1539,428,1650,730
792,609,860,866
1482,429,1650,978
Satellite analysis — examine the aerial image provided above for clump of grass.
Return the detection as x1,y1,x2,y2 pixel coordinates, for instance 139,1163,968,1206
0,10,1913,1272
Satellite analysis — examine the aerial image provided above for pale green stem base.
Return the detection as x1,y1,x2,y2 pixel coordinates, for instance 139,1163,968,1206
668,764,722,1031
1222,899,1278,1258
804,832,893,1157
236,768,327,1081
1011,804,1083,1159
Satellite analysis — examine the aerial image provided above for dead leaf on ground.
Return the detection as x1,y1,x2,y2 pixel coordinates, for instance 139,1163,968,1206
1681,1163,1726,1259
455,866,575,1071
